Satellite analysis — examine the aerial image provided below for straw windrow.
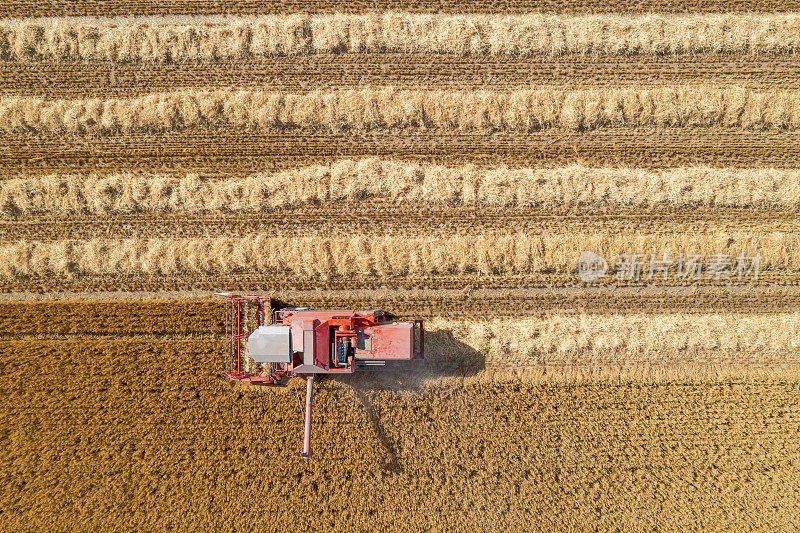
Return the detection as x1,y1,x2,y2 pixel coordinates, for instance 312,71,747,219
3,86,800,133
3,13,800,60
3,160,800,214
0,231,794,278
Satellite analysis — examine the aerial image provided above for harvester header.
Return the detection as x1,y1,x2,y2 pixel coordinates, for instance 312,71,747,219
218,293,424,458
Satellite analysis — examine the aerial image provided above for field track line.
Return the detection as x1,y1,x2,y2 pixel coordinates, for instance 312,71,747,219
0,333,217,340
2,129,800,175
3,271,800,293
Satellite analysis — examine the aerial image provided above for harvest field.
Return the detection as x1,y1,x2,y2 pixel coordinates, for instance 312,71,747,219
2,1,800,530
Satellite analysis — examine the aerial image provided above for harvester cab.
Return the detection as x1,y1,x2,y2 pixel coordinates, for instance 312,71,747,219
217,293,424,458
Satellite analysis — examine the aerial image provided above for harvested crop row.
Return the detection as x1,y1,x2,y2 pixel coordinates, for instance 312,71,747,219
7,55,800,99
6,270,800,295
6,292,800,331
4,160,800,215
3,337,800,530
1,0,798,17
5,209,796,242
5,86,800,134
0,231,793,279
3,129,799,175
4,13,800,61
19,313,797,377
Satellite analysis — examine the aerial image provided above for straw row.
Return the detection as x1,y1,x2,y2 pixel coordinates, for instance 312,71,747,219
3,160,800,214
4,13,800,60
425,314,800,369
4,86,800,133
0,231,794,278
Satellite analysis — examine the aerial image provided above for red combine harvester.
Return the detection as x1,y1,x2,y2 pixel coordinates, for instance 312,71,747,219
218,293,424,458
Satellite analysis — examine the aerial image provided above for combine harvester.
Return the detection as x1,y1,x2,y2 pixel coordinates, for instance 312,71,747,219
217,293,425,458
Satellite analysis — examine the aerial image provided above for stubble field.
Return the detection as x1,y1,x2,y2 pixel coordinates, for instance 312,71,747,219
3,302,800,531
2,2,800,530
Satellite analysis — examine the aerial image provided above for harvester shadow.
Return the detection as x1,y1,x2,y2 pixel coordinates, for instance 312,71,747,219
338,330,485,474
351,329,486,390
351,387,403,474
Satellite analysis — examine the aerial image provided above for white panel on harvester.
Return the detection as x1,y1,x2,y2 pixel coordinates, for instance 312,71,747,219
248,325,291,363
